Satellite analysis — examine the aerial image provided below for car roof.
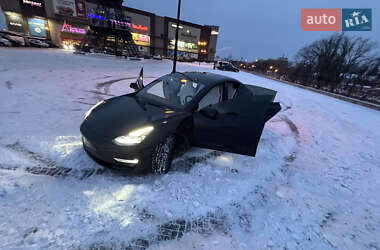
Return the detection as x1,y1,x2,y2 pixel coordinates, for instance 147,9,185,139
176,71,240,87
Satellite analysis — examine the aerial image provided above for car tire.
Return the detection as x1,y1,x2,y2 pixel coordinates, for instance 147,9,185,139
151,135,175,174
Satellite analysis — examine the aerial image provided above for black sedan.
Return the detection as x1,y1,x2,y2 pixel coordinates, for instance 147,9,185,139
216,61,239,72
80,70,281,174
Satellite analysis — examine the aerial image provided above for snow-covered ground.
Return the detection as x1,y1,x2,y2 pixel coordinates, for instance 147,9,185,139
0,48,379,250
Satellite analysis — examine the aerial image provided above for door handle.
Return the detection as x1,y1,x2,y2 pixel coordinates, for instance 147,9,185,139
224,112,238,116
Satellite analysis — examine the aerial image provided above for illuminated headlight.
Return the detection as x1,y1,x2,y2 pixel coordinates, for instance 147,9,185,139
113,126,154,146
84,100,104,120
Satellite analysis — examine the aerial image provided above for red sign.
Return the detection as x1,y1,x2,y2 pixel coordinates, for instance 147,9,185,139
301,9,341,31
75,0,86,18
132,24,148,32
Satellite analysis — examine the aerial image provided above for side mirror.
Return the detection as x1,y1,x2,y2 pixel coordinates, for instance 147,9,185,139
199,106,218,119
130,82,138,90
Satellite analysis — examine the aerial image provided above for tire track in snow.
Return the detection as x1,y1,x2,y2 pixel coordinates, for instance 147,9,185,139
2,142,223,179
281,115,299,137
95,76,158,96
88,209,229,250
87,184,275,249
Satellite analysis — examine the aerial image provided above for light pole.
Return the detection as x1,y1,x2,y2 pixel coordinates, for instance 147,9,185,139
172,0,182,73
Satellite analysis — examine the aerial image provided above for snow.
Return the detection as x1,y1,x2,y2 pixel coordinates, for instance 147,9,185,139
0,48,380,249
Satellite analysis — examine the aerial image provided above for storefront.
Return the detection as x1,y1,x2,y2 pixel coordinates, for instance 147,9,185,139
19,0,46,17
4,11,25,33
48,19,87,49
48,0,89,48
128,10,151,56
86,2,131,30
60,20,87,48
52,0,87,18
167,21,200,59
27,17,47,37
16,0,50,39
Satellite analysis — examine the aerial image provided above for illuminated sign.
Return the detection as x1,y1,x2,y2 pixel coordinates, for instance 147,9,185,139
10,22,22,27
111,19,130,27
61,20,86,34
23,0,42,7
0,8,7,31
4,12,24,33
75,0,86,18
171,23,183,29
88,13,131,27
88,13,105,20
132,24,148,32
211,30,218,35
132,32,150,46
181,32,196,39
168,39,198,53
28,18,47,37
54,0,75,16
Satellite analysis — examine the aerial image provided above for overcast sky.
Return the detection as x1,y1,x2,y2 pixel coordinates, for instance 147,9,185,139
123,0,379,61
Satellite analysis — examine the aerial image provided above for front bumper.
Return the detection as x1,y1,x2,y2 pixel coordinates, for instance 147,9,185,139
81,125,153,172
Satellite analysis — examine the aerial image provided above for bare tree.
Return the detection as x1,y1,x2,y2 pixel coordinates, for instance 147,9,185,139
295,33,378,92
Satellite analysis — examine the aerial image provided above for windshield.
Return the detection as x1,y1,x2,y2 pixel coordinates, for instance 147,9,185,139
137,74,205,108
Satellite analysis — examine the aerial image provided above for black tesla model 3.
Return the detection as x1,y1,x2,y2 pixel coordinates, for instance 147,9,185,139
80,70,281,174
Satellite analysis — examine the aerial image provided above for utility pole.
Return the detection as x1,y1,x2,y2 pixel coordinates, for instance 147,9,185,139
172,0,182,73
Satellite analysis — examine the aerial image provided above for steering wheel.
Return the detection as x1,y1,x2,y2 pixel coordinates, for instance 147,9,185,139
184,95,193,104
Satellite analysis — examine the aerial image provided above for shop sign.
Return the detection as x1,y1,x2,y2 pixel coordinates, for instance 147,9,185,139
23,0,42,7
61,20,86,34
132,24,148,32
88,13,105,20
88,13,131,28
171,23,183,29
19,0,46,17
28,18,46,37
75,0,86,18
211,30,218,35
0,8,7,31
4,12,24,33
132,32,150,46
181,32,197,39
168,39,198,53
54,0,76,17
110,19,130,27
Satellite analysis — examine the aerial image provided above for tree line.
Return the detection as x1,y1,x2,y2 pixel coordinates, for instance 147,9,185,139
236,33,380,105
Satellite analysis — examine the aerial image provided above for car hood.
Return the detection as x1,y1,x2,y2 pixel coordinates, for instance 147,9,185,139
82,96,180,138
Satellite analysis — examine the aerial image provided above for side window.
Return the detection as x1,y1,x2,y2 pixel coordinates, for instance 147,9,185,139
198,84,223,110
226,81,239,100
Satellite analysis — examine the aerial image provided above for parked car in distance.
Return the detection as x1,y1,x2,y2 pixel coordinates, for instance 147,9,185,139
27,38,50,48
153,55,163,60
0,33,25,47
216,61,239,72
0,37,12,47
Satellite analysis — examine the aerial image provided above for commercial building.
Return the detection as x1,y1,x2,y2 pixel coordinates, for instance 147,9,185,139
0,0,219,61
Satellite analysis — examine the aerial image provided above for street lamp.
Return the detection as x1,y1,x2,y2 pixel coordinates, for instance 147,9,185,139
172,0,182,73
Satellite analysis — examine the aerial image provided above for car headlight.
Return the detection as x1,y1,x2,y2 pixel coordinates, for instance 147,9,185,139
113,126,154,146
84,100,104,120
